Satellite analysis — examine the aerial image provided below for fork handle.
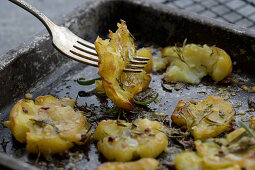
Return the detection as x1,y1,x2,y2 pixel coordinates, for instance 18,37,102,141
8,0,56,36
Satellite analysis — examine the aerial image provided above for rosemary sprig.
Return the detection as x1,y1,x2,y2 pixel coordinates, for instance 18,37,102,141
134,93,159,105
77,77,102,86
239,120,255,140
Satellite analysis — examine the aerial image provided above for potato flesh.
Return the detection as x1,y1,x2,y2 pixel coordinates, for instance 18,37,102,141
171,96,234,139
94,21,152,110
174,152,203,170
95,158,159,170
249,116,255,130
5,95,91,155
174,128,255,170
155,44,232,84
94,119,168,162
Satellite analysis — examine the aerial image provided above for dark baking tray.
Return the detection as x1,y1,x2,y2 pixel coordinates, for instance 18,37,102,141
1,0,255,169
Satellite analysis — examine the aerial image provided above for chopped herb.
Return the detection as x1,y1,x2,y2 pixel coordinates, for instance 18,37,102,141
134,93,159,105
219,110,226,118
105,107,117,114
77,77,102,86
96,92,106,97
131,123,137,129
239,120,255,140
161,82,172,92
1,138,8,152
116,120,127,127
30,119,51,127
116,77,125,91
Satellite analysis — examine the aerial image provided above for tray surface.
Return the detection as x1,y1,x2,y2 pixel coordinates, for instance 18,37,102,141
1,0,255,169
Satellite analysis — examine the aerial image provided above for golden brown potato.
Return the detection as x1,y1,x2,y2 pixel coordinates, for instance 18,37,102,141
4,95,91,155
95,158,159,170
174,151,203,170
94,119,168,162
155,44,232,84
174,128,255,170
249,116,255,130
94,20,152,110
171,96,234,139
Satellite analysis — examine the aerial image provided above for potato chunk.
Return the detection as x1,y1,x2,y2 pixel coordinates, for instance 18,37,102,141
4,95,91,155
174,128,255,170
174,152,203,170
155,44,232,84
94,20,152,110
95,158,159,170
171,96,234,139
249,116,255,130
94,119,168,162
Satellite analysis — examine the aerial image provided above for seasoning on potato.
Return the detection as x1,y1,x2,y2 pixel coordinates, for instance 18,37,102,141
154,43,232,84
171,95,235,139
94,20,152,110
3,95,91,155
94,119,168,162
174,128,255,170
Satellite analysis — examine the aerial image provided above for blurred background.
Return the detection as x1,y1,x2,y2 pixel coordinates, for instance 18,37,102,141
1,0,255,56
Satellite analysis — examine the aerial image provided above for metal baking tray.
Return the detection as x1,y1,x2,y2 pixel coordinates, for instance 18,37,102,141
1,0,255,169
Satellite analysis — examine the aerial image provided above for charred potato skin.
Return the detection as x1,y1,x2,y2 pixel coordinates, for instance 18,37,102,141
95,158,159,170
94,119,168,162
95,21,151,110
5,95,91,155
171,96,234,140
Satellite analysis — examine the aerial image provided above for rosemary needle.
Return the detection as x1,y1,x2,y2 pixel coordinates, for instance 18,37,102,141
135,93,159,105
77,77,102,85
239,120,255,140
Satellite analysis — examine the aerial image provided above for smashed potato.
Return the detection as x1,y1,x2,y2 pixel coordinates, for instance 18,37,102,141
249,116,255,130
95,158,159,170
94,119,168,162
175,128,255,170
4,95,91,155
155,43,232,84
95,20,152,110
171,96,234,139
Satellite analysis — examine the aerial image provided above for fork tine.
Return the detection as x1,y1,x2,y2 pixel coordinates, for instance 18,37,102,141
127,64,145,69
133,56,150,61
70,48,98,62
123,68,143,73
69,50,142,72
68,51,98,67
77,39,95,49
130,60,148,65
73,43,97,55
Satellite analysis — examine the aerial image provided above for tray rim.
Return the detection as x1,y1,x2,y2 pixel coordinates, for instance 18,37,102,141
1,0,255,169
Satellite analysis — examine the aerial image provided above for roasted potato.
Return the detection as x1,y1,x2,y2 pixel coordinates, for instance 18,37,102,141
171,96,234,139
94,119,168,162
174,151,203,170
94,20,152,110
3,95,91,155
95,158,159,170
174,128,255,170
249,116,255,130
155,43,232,84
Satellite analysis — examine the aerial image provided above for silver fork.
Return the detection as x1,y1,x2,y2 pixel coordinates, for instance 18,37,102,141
9,0,149,72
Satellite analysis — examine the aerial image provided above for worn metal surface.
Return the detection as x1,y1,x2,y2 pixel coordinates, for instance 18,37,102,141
0,0,255,169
